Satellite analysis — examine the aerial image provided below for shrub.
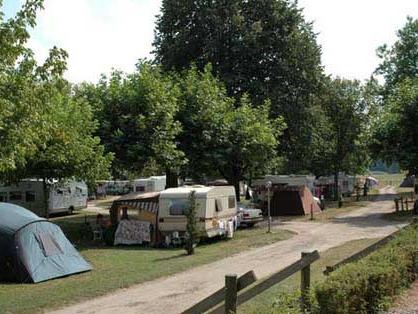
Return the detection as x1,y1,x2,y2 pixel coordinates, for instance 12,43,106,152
314,224,418,314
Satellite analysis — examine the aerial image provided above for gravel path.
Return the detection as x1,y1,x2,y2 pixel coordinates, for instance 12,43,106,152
387,281,418,314
50,187,406,314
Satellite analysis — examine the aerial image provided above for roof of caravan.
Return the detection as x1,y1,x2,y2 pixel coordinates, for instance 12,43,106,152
116,191,160,201
160,185,234,198
0,203,46,236
253,175,315,185
134,175,166,183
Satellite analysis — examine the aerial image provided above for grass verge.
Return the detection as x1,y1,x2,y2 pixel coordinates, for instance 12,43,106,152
239,238,381,314
0,213,294,314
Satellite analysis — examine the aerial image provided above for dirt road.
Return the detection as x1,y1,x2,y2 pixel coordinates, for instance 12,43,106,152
51,187,406,314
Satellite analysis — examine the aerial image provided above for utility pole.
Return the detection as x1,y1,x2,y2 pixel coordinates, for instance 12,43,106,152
266,181,272,233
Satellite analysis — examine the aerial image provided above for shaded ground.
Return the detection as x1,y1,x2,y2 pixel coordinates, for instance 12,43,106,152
388,281,418,314
50,187,406,314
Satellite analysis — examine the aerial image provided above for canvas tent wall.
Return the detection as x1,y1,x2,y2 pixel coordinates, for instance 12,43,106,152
109,192,160,245
0,203,91,283
268,186,321,216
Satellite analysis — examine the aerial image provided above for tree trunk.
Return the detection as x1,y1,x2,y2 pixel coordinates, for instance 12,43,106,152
334,172,339,202
233,179,240,203
43,178,49,219
166,169,179,188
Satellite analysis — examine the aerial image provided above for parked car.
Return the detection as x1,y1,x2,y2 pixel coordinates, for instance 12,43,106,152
237,204,263,227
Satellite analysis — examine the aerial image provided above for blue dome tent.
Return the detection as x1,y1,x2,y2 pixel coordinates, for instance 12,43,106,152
0,203,91,283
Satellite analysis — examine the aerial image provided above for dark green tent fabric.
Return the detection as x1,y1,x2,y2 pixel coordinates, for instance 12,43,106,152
0,203,91,283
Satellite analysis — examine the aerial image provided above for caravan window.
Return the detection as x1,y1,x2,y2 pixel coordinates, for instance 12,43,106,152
228,196,236,209
168,199,189,216
215,199,223,212
136,186,145,192
9,191,22,201
26,191,36,202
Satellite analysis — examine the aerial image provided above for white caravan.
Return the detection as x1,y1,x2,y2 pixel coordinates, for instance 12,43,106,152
158,186,237,244
0,179,88,216
133,176,166,193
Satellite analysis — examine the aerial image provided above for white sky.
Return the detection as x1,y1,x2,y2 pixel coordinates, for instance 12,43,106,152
4,0,418,83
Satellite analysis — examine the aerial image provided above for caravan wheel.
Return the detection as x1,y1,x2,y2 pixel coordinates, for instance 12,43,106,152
68,206,75,215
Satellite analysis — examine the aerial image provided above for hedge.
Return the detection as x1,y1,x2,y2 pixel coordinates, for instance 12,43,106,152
314,224,418,314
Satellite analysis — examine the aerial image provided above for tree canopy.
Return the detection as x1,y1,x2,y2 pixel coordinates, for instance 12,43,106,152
154,0,324,173
371,17,418,175
0,0,111,187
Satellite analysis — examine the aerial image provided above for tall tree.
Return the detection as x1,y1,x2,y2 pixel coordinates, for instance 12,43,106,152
376,16,418,96
370,78,418,176
175,65,234,181
76,62,186,183
154,0,324,173
1,1,112,216
217,97,284,200
313,78,369,200
371,17,418,176
0,0,47,172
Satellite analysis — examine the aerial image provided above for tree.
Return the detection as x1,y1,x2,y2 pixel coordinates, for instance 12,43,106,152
185,190,198,255
76,62,186,183
154,0,324,173
0,0,47,173
376,17,418,96
371,17,418,176
1,1,112,216
216,97,285,201
370,78,418,175
314,78,369,200
175,66,284,201
175,65,234,182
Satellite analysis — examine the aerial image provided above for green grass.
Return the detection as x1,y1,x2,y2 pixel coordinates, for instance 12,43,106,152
238,238,381,314
0,214,294,314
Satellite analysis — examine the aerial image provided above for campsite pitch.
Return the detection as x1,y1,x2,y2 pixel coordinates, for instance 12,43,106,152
0,217,293,314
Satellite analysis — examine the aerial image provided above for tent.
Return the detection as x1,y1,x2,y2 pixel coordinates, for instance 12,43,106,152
110,192,160,245
0,203,91,283
269,186,321,216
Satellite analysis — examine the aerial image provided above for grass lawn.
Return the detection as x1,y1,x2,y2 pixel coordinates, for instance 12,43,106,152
238,238,381,314
0,213,294,314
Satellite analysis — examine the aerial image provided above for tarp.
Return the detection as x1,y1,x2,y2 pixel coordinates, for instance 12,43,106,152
0,202,91,283
270,186,321,216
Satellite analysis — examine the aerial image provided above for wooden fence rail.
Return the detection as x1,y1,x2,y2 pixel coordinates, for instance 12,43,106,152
182,250,320,314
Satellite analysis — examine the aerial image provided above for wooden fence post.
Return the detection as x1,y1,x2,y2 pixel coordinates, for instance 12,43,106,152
225,274,238,314
395,199,399,213
406,198,409,211
301,252,311,313
401,197,404,211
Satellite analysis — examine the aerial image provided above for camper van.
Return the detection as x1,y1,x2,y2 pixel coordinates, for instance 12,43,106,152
133,176,166,193
0,180,88,217
158,186,238,244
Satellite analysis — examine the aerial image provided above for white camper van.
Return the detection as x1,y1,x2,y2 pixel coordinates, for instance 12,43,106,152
0,179,88,216
133,176,166,193
158,186,237,244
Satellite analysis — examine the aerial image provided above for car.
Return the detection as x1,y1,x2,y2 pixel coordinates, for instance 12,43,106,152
237,204,263,227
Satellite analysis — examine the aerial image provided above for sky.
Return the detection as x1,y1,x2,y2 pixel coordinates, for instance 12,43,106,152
3,0,418,83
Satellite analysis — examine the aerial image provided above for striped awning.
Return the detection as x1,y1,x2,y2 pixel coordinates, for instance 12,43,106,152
114,199,159,214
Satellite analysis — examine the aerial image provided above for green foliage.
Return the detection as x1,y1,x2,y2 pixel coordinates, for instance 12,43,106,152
371,78,418,175
309,78,370,198
154,0,324,173
218,96,284,199
0,1,111,188
314,225,418,314
75,62,185,179
376,16,418,95
185,190,198,255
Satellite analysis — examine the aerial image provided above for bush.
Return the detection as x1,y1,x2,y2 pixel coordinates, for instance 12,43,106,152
314,224,418,314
